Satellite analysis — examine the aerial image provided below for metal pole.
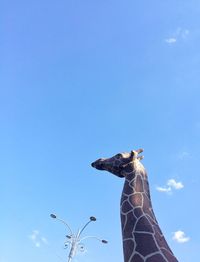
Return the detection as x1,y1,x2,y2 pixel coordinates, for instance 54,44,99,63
50,214,107,262
68,256,72,262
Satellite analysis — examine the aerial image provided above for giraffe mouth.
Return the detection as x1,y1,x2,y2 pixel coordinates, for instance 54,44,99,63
91,159,105,170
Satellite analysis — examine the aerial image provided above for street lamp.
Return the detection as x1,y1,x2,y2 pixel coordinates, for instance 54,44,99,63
50,213,108,262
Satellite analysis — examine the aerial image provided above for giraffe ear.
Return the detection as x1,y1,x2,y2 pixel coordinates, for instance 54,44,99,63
136,148,144,154
137,155,144,161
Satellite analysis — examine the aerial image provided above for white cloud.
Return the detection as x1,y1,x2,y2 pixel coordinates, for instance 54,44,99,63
165,27,189,44
167,179,184,190
173,230,190,243
29,230,48,248
156,179,184,193
156,186,171,193
165,38,177,44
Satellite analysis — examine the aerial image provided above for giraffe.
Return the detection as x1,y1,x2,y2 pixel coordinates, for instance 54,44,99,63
91,149,178,262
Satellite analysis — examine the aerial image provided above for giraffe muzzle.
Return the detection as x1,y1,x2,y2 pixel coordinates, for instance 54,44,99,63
91,159,105,170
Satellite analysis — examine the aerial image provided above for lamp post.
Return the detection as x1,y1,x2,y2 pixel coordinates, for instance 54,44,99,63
50,214,108,262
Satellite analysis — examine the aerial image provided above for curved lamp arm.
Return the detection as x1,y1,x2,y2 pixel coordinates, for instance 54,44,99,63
79,216,96,236
50,214,73,236
80,235,108,244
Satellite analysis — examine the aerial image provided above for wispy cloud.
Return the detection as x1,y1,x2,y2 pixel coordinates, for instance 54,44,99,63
156,179,184,194
156,186,171,193
177,28,189,39
177,151,191,160
29,230,39,241
167,179,184,190
29,230,48,248
172,230,190,243
41,236,48,244
165,38,177,44
165,27,189,44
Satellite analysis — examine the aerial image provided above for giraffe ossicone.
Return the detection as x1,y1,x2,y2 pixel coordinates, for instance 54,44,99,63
91,149,178,262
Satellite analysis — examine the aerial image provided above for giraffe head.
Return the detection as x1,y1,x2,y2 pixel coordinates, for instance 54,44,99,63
91,149,144,178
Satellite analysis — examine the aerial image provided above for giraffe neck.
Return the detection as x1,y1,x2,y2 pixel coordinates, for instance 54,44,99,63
120,168,178,262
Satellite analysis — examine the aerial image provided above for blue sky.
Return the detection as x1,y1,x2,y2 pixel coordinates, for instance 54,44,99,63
1,0,200,261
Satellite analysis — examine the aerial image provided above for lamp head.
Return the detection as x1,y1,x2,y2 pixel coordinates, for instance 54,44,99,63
102,240,108,244
90,216,97,221
50,213,57,219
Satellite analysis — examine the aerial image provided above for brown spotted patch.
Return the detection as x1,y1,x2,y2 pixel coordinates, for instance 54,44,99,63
129,193,143,207
143,180,151,198
123,239,135,262
142,193,151,208
121,200,133,214
135,216,154,233
153,226,171,251
121,193,128,203
124,163,134,173
121,213,127,228
135,175,144,192
123,212,137,239
123,181,134,195
135,233,158,257
134,207,143,218
131,254,144,262
161,248,178,262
